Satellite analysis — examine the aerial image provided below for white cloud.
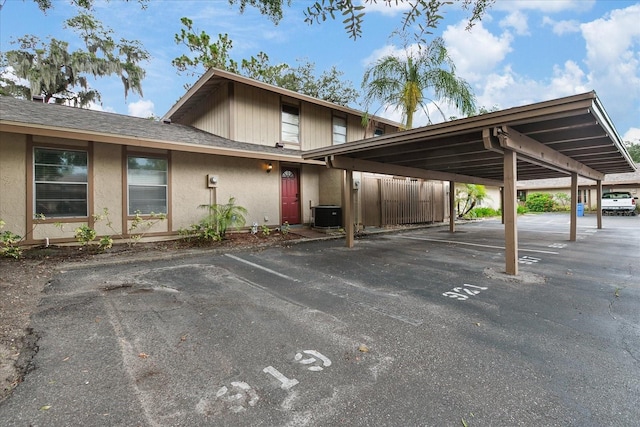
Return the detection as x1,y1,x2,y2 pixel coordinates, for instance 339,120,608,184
500,10,529,36
623,128,640,144
581,4,640,71
361,44,403,66
362,43,428,67
471,60,589,118
0,66,29,87
542,17,580,35
361,1,412,16
548,60,590,95
475,66,541,111
443,21,513,82
493,0,595,14
88,103,116,113
128,99,155,118
580,3,640,136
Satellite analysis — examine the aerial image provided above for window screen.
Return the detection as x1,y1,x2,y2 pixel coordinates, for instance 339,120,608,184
127,156,168,215
282,104,300,143
333,116,347,145
34,148,88,217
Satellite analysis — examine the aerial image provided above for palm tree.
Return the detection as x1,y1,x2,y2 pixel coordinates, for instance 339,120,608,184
362,37,476,129
455,184,489,218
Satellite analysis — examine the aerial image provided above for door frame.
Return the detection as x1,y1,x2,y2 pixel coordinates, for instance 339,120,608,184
280,164,301,225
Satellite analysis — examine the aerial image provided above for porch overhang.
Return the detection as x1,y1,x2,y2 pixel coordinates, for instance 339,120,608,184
303,91,636,275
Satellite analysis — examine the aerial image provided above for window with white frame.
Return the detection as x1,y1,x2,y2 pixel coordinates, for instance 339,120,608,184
127,156,168,215
281,104,300,143
333,115,347,145
34,147,88,217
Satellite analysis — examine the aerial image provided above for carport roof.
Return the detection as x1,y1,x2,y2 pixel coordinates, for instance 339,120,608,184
302,91,636,185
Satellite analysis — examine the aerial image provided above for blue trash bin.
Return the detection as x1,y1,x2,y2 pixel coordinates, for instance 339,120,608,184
577,203,584,217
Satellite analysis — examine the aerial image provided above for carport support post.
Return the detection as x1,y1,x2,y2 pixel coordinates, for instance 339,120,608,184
500,187,505,225
449,181,456,232
504,149,518,275
344,170,354,248
596,180,603,229
570,172,578,241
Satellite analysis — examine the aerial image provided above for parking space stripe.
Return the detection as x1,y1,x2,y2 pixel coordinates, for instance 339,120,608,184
396,236,560,255
225,254,300,282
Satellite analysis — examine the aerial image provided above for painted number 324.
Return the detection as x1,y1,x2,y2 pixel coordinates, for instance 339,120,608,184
443,284,487,301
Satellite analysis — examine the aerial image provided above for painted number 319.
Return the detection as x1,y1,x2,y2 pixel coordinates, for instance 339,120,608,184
443,284,488,300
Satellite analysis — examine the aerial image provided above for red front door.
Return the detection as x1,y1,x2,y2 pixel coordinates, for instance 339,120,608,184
281,167,300,224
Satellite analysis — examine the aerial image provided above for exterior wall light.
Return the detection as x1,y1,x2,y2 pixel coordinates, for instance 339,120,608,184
266,162,273,173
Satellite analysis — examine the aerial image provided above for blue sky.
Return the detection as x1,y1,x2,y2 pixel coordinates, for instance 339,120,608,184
1,0,639,143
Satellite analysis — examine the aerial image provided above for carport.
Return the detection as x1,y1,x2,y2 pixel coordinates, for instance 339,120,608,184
303,92,636,275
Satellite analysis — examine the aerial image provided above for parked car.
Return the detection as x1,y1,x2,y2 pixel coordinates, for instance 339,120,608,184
602,191,638,216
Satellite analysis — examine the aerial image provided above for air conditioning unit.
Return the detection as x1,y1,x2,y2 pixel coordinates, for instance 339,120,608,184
313,205,342,228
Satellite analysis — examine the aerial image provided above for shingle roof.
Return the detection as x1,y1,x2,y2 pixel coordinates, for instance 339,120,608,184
0,96,303,159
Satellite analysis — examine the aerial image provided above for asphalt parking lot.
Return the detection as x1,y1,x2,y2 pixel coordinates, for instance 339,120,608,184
1,213,639,426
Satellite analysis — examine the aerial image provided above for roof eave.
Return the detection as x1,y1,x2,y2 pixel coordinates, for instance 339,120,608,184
301,92,608,160
0,121,322,164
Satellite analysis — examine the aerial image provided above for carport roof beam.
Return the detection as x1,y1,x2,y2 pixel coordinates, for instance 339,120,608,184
495,126,605,181
327,155,504,187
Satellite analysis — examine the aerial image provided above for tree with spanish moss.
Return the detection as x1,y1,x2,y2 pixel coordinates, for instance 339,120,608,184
1,13,148,107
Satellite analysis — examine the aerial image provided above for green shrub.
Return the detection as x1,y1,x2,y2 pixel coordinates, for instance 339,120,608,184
194,197,248,241
517,205,528,215
1,216,48,258
74,224,97,246
525,193,556,212
466,207,500,218
1,220,23,259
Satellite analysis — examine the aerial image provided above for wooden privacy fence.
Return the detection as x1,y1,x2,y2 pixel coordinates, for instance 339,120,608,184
362,177,446,227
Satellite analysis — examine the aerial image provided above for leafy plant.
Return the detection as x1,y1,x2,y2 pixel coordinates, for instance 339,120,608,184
466,207,499,219
196,197,248,240
128,210,166,245
260,224,271,236
525,193,556,212
74,224,97,246
280,221,290,236
92,207,166,247
553,192,571,209
456,184,489,218
98,236,113,250
1,214,50,258
1,220,23,259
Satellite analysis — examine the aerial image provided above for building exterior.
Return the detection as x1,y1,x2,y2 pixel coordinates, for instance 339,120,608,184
517,164,640,210
0,68,403,245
